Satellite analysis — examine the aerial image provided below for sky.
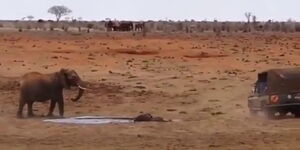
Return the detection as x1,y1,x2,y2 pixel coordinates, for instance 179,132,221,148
0,0,298,21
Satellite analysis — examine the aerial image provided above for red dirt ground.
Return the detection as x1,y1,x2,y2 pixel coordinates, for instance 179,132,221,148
0,31,300,150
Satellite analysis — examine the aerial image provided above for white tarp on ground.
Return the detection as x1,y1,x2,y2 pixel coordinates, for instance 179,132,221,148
44,116,134,125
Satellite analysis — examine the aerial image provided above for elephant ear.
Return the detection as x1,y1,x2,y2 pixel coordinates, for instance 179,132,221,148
59,68,70,89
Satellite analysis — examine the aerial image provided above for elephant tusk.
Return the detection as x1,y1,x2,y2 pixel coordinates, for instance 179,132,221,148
78,85,87,90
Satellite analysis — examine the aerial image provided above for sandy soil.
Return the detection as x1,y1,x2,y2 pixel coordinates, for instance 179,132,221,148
0,31,300,150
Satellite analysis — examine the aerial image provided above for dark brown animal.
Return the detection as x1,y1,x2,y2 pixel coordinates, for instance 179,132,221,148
117,22,133,31
105,20,115,31
17,68,86,118
133,113,169,122
105,21,133,31
37,19,45,23
135,22,145,31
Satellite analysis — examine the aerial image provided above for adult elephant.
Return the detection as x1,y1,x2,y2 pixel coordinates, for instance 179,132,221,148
118,22,133,31
135,22,145,31
17,68,86,118
105,20,115,31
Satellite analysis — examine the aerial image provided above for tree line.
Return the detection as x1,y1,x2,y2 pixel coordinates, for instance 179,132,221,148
1,5,299,34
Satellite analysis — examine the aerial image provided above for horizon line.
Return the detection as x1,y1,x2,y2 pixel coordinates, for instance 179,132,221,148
0,19,299,23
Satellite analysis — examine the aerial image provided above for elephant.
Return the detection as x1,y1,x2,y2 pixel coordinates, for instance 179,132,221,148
17,68,86,118
105,21,134,31
134,22,145,31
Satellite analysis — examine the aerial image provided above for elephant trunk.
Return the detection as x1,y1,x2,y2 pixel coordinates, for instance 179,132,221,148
71,82,86,102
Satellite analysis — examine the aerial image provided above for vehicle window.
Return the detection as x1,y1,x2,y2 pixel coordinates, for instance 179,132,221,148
255,72,268,95
255,82,267,95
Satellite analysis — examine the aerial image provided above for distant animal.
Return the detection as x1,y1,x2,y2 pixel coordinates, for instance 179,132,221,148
117,22,133,31
37,19,45,23
105,20,115,31
105,21,133,31
135,22,145,31
17,68,86,118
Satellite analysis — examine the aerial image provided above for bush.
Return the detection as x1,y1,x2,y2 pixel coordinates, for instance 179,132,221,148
87,23,94,33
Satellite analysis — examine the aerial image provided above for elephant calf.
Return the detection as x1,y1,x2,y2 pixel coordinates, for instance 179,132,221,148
17,68,86,118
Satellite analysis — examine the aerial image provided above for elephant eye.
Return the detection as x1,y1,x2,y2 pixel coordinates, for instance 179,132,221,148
71,75,78,80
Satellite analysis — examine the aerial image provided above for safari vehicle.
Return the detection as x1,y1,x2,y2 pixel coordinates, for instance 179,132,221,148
248,68,300,118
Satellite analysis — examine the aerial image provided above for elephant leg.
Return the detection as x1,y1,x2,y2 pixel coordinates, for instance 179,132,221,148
57,100,64,117
17,98,26,118
56,93,64,117
47,100,56,117
27,101,35,117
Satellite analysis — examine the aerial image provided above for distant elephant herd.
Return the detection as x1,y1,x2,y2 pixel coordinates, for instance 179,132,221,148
17,68,86,118
37,19,145,32
105,21,145,32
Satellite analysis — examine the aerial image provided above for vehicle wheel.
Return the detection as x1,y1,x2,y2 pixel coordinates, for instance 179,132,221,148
278,111,288,117
264,109,276,119
249,109,258,116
